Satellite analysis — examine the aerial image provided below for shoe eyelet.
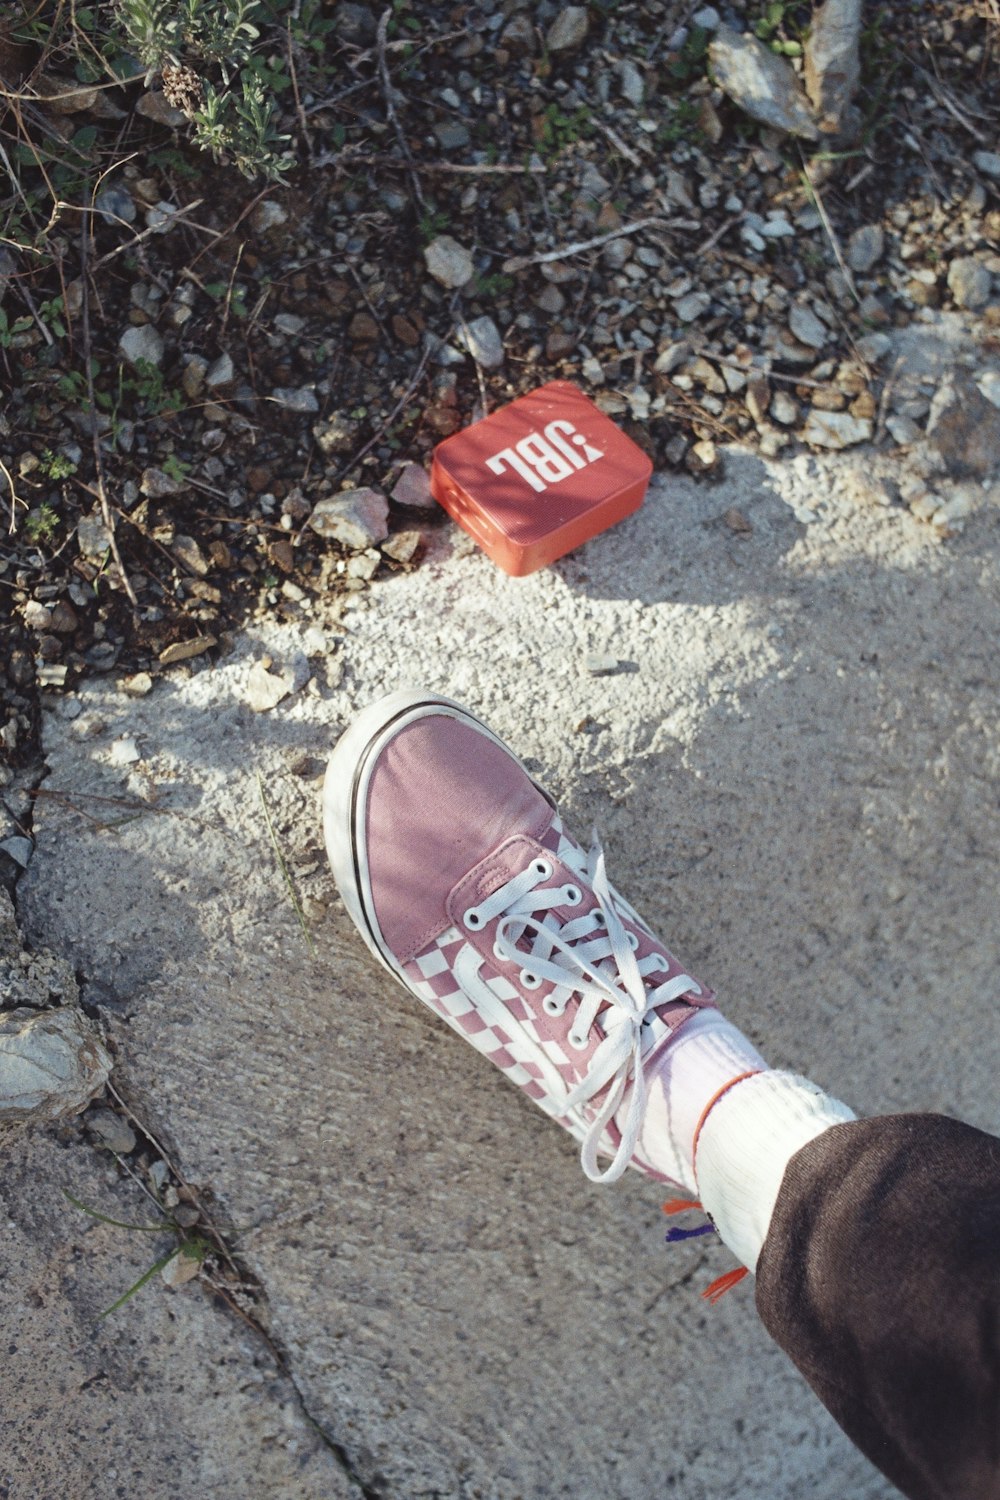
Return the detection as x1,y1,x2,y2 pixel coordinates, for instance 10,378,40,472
493,940,507,962
464,907,483,929
542,994,564,1016
627,931,639,951
568,1029,589,1051
520,969,541,990
532,858,552,880
593,910,607,927
651,953,667,969
562,884,582,906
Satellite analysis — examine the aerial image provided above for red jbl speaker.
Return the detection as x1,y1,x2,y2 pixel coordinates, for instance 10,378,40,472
430,381,652,576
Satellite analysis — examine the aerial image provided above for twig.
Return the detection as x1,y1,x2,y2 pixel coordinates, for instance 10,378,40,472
692,211,741,258
502,216,697,273
376,7,426,210
88,198,207,271
285,19,315,164
79,206,139,612
592,118,643,166
16,278,55,346
875,354,905,446
799,165,860,306
311,149,547,175
0,457,21,535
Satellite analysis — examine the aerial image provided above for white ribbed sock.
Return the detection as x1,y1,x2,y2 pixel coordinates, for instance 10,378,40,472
633,1008,766,1192
695,1071,856,1272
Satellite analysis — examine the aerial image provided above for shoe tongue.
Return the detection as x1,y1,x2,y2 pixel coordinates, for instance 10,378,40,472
446,832,552,930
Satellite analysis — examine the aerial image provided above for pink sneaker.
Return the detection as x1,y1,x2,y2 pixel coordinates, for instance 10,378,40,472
323,691,715,1182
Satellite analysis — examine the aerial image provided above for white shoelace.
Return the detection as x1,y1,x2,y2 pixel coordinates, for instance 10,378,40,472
463,839,699,1184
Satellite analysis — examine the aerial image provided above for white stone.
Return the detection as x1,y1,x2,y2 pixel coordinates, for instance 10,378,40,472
802,409,873,449
546,7,589,52
789,304,827,349
390,464,436,510
307,488,389,549
709,26,818,139
456,316,504,369
423,235,474,289
847,225,885,274
119,324,164,368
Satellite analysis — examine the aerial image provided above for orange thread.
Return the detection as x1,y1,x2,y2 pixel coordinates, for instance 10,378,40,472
702,1267,750,1304
691,1069,764,1175
662,1197,703,1215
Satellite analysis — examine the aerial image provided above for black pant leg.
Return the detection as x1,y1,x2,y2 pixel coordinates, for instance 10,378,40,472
755,1115,1000,1500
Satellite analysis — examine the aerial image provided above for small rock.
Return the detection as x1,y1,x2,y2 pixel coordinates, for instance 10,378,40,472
856,332,893,363
313,413,358,456
424,235,474,289
346,549,381,581
0,1006,112,1124
159,635,217,666
381,530,422,563
307,488,389,549
687,439,719,473
722,507,753,534
48,601,77,634
803,0,861,136
335,2,377,44
788,304,827,350
391,463,436,510
274,313,306,336
692,6,721,29
618,59,644,106
121,672,154,697
271,386,320,413
947,257,992,311
546,7,589,52
108,735,141,766
745,376,770,424
145,200,182,234
246,661,293,713
205,352,235,388
887,414,922,445
586,654,619,676
847,224,884,274
977,371,1000,411
88,1108,137,1153
456,315,504,369
76,512,112,560
95,188,136,227
119,324,164,369
927,375,1000,480
23,601,52,631
801,409,873,449
972,150,1000,180
654,341,691,375
181,355,208,399
674,291,711,323
135,91,185,127
170,535,210,577
0,836,33,870
435,121,471,151
161,1247,203,1289
770,390,799,425
141,465,183,498
251,199,288,234
709,26,818,140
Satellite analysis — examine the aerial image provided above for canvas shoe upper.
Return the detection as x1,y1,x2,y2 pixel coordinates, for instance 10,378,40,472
324,690,715,1182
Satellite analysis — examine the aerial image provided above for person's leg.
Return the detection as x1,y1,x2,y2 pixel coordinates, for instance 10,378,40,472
324,691,1000,1500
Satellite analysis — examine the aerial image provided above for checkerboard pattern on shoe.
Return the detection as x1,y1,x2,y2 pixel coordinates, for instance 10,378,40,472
323,691,715,1182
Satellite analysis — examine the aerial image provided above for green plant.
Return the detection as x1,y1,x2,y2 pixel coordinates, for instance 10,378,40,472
535,102,593,157
22,502,61,543
160,453,192,482
655,97,702,147
115,0,294,178
666,23,710,81
39,448,78,480
752,1,810,56
64,1189,212,1318
418,206,451,243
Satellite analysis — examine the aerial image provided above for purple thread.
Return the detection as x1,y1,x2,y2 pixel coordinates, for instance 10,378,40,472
665,1223,715,1243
